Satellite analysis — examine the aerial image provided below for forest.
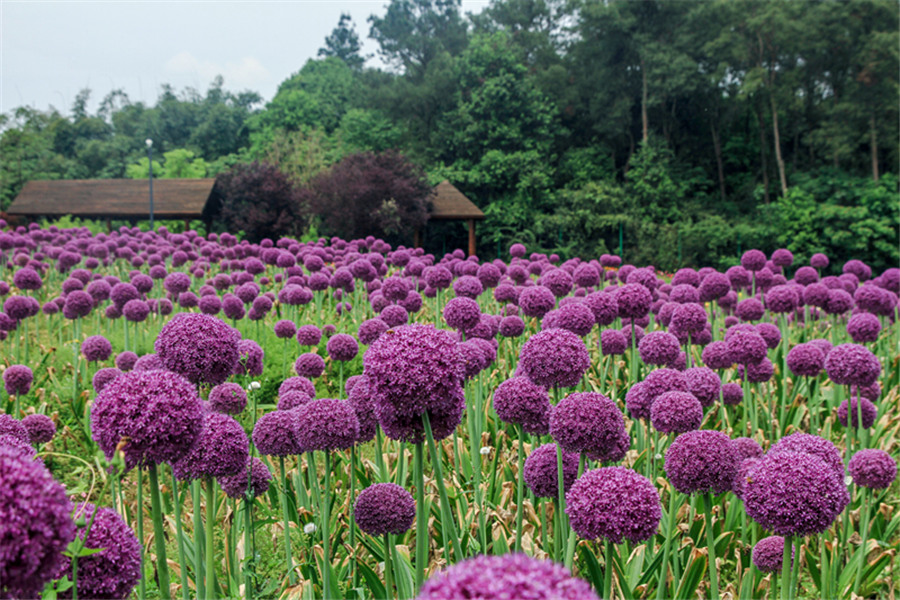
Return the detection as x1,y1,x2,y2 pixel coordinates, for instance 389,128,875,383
1,0,897,271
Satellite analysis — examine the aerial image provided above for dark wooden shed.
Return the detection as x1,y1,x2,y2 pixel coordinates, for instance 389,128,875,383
419,180,485,256
6,179,216,229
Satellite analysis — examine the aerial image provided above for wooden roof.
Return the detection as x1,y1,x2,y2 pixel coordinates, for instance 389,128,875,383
430,180,484,221
7,179,216,219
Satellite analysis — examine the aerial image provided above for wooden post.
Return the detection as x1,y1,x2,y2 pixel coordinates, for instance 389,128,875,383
414,228,422,249
467,219,476,257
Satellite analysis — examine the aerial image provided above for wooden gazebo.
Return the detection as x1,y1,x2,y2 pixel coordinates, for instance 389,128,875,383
418,180,485,256
7,179,216,230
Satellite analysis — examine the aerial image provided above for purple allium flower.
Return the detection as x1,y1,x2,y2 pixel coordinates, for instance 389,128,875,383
116,351,138,372
326,334,359,363
13,268,43,291
253,410,302,456
769,432,844,477
493,376,552,435
549,392,629,462
453,275,484,299
847,313,881,344
583,291,618,326
651,391,703,434
347,376,377,443
837,397,877,430
573,264,600,288
741,250,767,272
825,289,853,315
669,284,700,304
0,444,76,599
274,320,297,340
519,286,556,319
810,253,829,269
221,294,245,320
794,266,819,286
442,297,482,332
424,266,453,289
726,329,768,365
859,381,880,401
737,357,774,383
375,387,465,444
364,324,464,418
683,367,721,408
21,414,55,445
803,283,830,308
848,449,897,489
540,269,574,297
670,303,707,334
417,553,598,600
566,467,661,544
755,323,781,350
3,296,30,321
63,290,94,319
3,365,33,395
509,243,527,258
786,344,825,377
90,370,203,470
234,339,264,377
722,382,744,405
624,382,651,420
172,411,249,480
0,414,28,444
638,331,681,366
641,368,689,406
92,367,123,393
296,398,360,451
743,451,849,536
766,285,798,313
824,343,881,387
499,315,525,338
122,299,150,323
518,328,590,389
380,304,409,327
280,376,316,398
277,390,313,411
665,430,738,495
524,443,579,499
155,313,241,386
753,536,793,573
732,437,763,460
735,298,765,322
382,276,411,302
81,335,112,363
133,353,163,371
616,283,653,319
57,503,141,600
357,318,388,346
209,382,247,415
843,259,872,281
296,324,323,347
699,272,731,302
354,483,416,536
164,272,191,295
294,353,325,378
544,302,595,337
600,329,627,356
219,456,272,499
771,248,794,268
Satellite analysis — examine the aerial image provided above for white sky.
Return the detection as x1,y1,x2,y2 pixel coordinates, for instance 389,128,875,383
0,0,488,116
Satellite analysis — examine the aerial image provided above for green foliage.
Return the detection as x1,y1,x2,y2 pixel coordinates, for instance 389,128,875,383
125,149,207,179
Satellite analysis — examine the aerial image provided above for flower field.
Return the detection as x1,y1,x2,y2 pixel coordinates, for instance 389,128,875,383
1,224,898,600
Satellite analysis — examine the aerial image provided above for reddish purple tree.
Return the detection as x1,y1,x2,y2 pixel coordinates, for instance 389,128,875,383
212,161,304,242
303,150,433,240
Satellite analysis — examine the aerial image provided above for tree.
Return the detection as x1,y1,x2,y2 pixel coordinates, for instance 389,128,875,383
125,149,206,179
303,150,432,240
211,162,305,242
319,13,367,70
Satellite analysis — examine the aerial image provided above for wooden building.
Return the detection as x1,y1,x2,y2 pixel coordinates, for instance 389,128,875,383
421,180,485,256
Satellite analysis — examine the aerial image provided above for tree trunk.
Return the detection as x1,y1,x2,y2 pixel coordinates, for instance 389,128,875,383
755,102,771,205
641,59,649,143
870,114,879,182
711,121,726,202
769,91,788,196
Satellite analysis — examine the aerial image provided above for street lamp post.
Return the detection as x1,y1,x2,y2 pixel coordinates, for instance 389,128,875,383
146,138,154,230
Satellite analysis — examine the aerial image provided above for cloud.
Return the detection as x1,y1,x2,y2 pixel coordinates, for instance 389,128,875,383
164,51,271,90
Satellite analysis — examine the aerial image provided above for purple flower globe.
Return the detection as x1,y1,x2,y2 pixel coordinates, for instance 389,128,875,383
0,414,28,444
768,433,844,477
651,391,703,434
277,390,313,411
741,249,767,272
90,370,203,470
122,299,150,322
499,315,525,338
726,329,768,365
380,304,410,327
296,398,360,451
22,414,56,444
616,283,653,319
756,322,782,349
296,324,323,347
786,343,825,377
665,430,739,495
638,331,681,366
92,367,123,393
0,444,76,600
518,328,590,389
416,553,598,600
115,351,139,371
375,386,465,444
847,313,881,344
738,357,775,383
753,536,793,573
721,382,744,405
641,368,689,406
701,341,732,370
549,392,630,462
274,319,298,340
81,335,113,363
824,343,881,387
600,329,627,356
566,467,662,544
13,267,43,291
837,396,877,430
327,333,359,362
57,503,141,600
172,411,249,480
354,483,416,536
363,324,464,418
358,318,390,345
133,353,163,372
735,297,765,322
63,290,94,319
280,376,316,398
524,443,580,499
732,437,763,460
765,285,798,313
219,456,272,499
443,297,481,331
492,376,552,435
209,382,248,415
3,364,33,395
625,382,652,420
519,286,556,319
848,449,897,489
235,339,265,376
584,291,618,326
670,303,707,333
155,313,242,387
295,353,326,378
252,410,302,456
347,376,377,443
742,451,850,536
545,302,595,338
684,367,721,408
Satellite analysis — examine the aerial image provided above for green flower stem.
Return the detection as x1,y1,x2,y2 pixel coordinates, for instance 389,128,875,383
137,469,146,600
350,446,358,588
191,480,205,600
384,532,394,599
604,538,615,600
780,535,792,600
376,429,387,482
414,441,426,589
564,454,586,570
170,476,189,600
514,426,526,553
789,537,801,600
243,496,254,599
205,478,216,597
278,457,296,585
855,487,871,593
703,492,720,600
656,487,679,600
322,452,333,600
555,444,567,564
148,465,172,600
424,411,462,561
